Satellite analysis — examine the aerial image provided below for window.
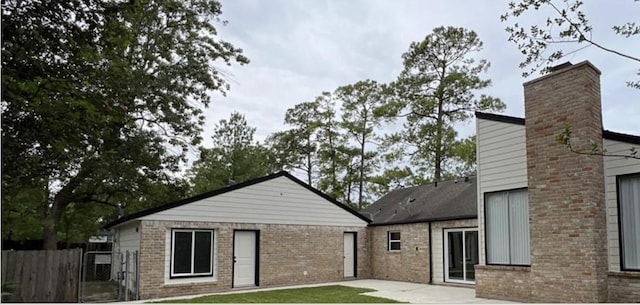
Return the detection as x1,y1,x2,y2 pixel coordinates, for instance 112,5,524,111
388,231,401,251
171,229,214,277
485,189,530,265
619,173,640,271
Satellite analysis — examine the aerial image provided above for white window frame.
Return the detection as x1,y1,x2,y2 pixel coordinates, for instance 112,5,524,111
170,229,214,278
444,228,478,284
485,188,530,266
388,231,401,251
618,173,640,271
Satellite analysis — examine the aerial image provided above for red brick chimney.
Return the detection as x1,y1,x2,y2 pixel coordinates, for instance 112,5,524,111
524,61,608,302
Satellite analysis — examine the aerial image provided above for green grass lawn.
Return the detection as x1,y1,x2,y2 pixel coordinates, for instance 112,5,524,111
153,285,401,303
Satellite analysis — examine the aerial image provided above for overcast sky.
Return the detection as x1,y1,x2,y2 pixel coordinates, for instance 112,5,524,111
200,0,639,150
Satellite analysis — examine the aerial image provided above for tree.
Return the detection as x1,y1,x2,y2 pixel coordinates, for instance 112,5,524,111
449,135,478,177
279,100,324,186
367,167,415,200
381,26,505,181
189,112,274,194
556,124,640,160
336,80,386,209
333,145,362,208
1,185,48,241
269,94,368,205
502,0,640,159
501,0,639,88
2,0,248,249
315,92,348,200
264,130,303,172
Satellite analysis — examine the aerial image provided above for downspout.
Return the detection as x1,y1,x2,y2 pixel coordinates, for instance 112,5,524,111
428,221,433,284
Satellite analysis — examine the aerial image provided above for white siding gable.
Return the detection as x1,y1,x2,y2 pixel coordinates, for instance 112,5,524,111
140,176,368,227
114,221,140,253
603,139,640,272
476,117,528,264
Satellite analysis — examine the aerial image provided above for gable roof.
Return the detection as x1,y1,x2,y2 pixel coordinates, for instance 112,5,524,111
476,111,640,145
104,171,370,228
362,177,477,226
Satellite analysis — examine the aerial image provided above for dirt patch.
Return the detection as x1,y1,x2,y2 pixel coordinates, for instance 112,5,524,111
82,281,119,302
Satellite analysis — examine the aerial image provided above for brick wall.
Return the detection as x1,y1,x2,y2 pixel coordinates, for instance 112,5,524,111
368,223,430,283
138,220,368,300
475,265,530,302
608,272,640,302
524,61,608,302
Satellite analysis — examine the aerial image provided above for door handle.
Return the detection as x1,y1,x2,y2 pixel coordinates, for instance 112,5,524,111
233,256,237,263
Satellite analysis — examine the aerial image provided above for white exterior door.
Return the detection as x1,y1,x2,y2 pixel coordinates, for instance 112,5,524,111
343,232,356,278
233,231,257,287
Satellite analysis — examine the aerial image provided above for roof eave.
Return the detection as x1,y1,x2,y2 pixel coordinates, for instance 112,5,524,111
476,112,640,145
367,215,477,227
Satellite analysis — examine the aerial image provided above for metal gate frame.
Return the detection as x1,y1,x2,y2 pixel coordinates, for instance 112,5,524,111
79,250,139,302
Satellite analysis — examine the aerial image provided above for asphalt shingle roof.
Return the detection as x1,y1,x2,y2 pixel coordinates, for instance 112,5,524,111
362,177,477,225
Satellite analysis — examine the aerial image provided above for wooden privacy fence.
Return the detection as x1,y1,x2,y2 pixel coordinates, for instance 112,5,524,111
1,248,82,302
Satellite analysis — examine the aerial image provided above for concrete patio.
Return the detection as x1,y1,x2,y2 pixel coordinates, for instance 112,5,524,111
340,279,517,303
132,279,519,303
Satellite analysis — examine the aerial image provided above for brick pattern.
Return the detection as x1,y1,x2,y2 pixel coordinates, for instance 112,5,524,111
138,220,368,300
368,223,430,283
607,272,640,303
524,62,608,302
475,265,530,302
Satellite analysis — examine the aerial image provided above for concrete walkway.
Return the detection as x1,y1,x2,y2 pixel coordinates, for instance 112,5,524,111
339,279,517,303
132,279,519,303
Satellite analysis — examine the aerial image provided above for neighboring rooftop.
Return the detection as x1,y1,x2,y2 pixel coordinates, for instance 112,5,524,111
362,177,476,226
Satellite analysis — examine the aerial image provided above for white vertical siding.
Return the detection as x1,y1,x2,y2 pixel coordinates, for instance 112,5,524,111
603,139,640,272
476,118,528,265
140,176,368,227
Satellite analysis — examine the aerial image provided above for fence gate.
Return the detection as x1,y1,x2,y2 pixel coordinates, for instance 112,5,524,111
80,250,139,302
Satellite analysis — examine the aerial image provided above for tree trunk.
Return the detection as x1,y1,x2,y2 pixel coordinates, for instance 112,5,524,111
358,135,365,209
42,169,86,250
307,154,312,186
327,124,337,193
306,135,313,186
346,178,353,207
43,192,77,249
43,200,67,250
434,67,447,182
435,100,444,181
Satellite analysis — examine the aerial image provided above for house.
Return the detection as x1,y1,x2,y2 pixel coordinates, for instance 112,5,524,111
105,171,370,300
474,61,640,302
106,60,639,302
362,177,478,285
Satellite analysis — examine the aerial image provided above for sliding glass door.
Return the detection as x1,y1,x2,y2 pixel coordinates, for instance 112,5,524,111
444,228,478,284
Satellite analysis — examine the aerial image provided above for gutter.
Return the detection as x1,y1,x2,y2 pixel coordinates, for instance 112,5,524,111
367,215,477,227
